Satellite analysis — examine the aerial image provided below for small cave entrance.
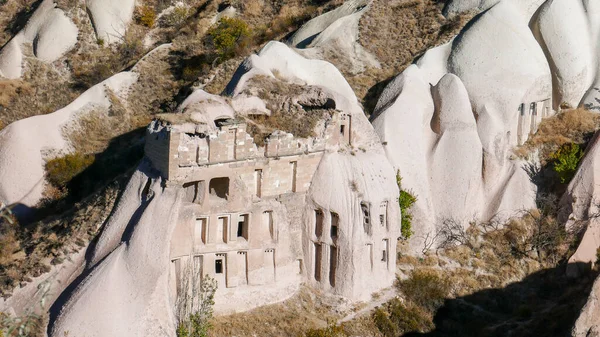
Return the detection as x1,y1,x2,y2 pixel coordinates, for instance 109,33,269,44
209,177,230,200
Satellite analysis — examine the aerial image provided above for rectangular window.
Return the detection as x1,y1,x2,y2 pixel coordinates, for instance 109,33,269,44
314,243,322,282
217,216,228,243
215,259,223,274
381,239,389,267
315,210,324,238
183,181,199,203
263,211,274,240
237,214,249,240
361,202,371,235
195,217,208,244
329,246,337,287
255,169,263,197
209,177,229,200
519,103,525,116
290,161,297,193
330,212,339,238
379,202,387,228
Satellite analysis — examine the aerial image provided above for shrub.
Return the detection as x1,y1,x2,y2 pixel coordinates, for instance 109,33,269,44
397,269,451,313
373,299,433,337
206,17,250,60
45,153,95,188
137,5,156,27
596,247,600,266
550,143,583,184
305,321,345,337
397,171,417,239
163,6,191,27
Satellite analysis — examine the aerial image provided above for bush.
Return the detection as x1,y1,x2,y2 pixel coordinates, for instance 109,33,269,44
373,299,433,337
206,17,250,60
137,5,156,27
305,321,345,337
550,143,583,184
397,171,417,239
163,6,191,27
45,153,95,188
397,269,451,313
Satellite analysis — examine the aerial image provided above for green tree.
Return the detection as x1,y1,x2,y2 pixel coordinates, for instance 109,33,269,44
206,17,250,60
397,171,417,239
550,143,583,183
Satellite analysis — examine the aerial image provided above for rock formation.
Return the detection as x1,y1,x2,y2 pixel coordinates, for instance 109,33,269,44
369,0,600,250
0,0,78,79
48,41,400,336
0,72,137,211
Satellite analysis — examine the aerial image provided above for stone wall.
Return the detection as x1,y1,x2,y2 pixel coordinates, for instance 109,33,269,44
148,111,398,312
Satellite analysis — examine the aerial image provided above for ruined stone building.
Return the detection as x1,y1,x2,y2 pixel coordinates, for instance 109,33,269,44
144,96,400,313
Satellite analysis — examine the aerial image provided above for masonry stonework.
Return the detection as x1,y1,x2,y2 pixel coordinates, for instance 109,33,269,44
145,109,400,313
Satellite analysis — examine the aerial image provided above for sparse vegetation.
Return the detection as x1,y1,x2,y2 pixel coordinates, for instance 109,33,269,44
137,5,157,27
397,171,417,239
70,27,146,90
175,262,217,337
373,299,432,336
305,321,345,337
241,76,335,146
372,190,587,336
45,153,95,189
162,5,192,27
350,0,474,113
210,287,342,337
397,269,451,313
515,108,600,161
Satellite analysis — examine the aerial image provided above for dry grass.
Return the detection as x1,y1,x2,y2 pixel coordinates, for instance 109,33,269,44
70,26,148,90
515,108,600,162
242,0,265,17
240,76,334,145
365,205,585,336
349,0,474,113
0,0,38,47
0,59,78,125
0,183,120,298
210,287,341,337
0,79,30,107
67,90,150,155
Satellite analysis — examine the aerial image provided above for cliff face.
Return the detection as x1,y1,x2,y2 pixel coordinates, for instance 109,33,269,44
4,0,600,335
573,275,600,337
